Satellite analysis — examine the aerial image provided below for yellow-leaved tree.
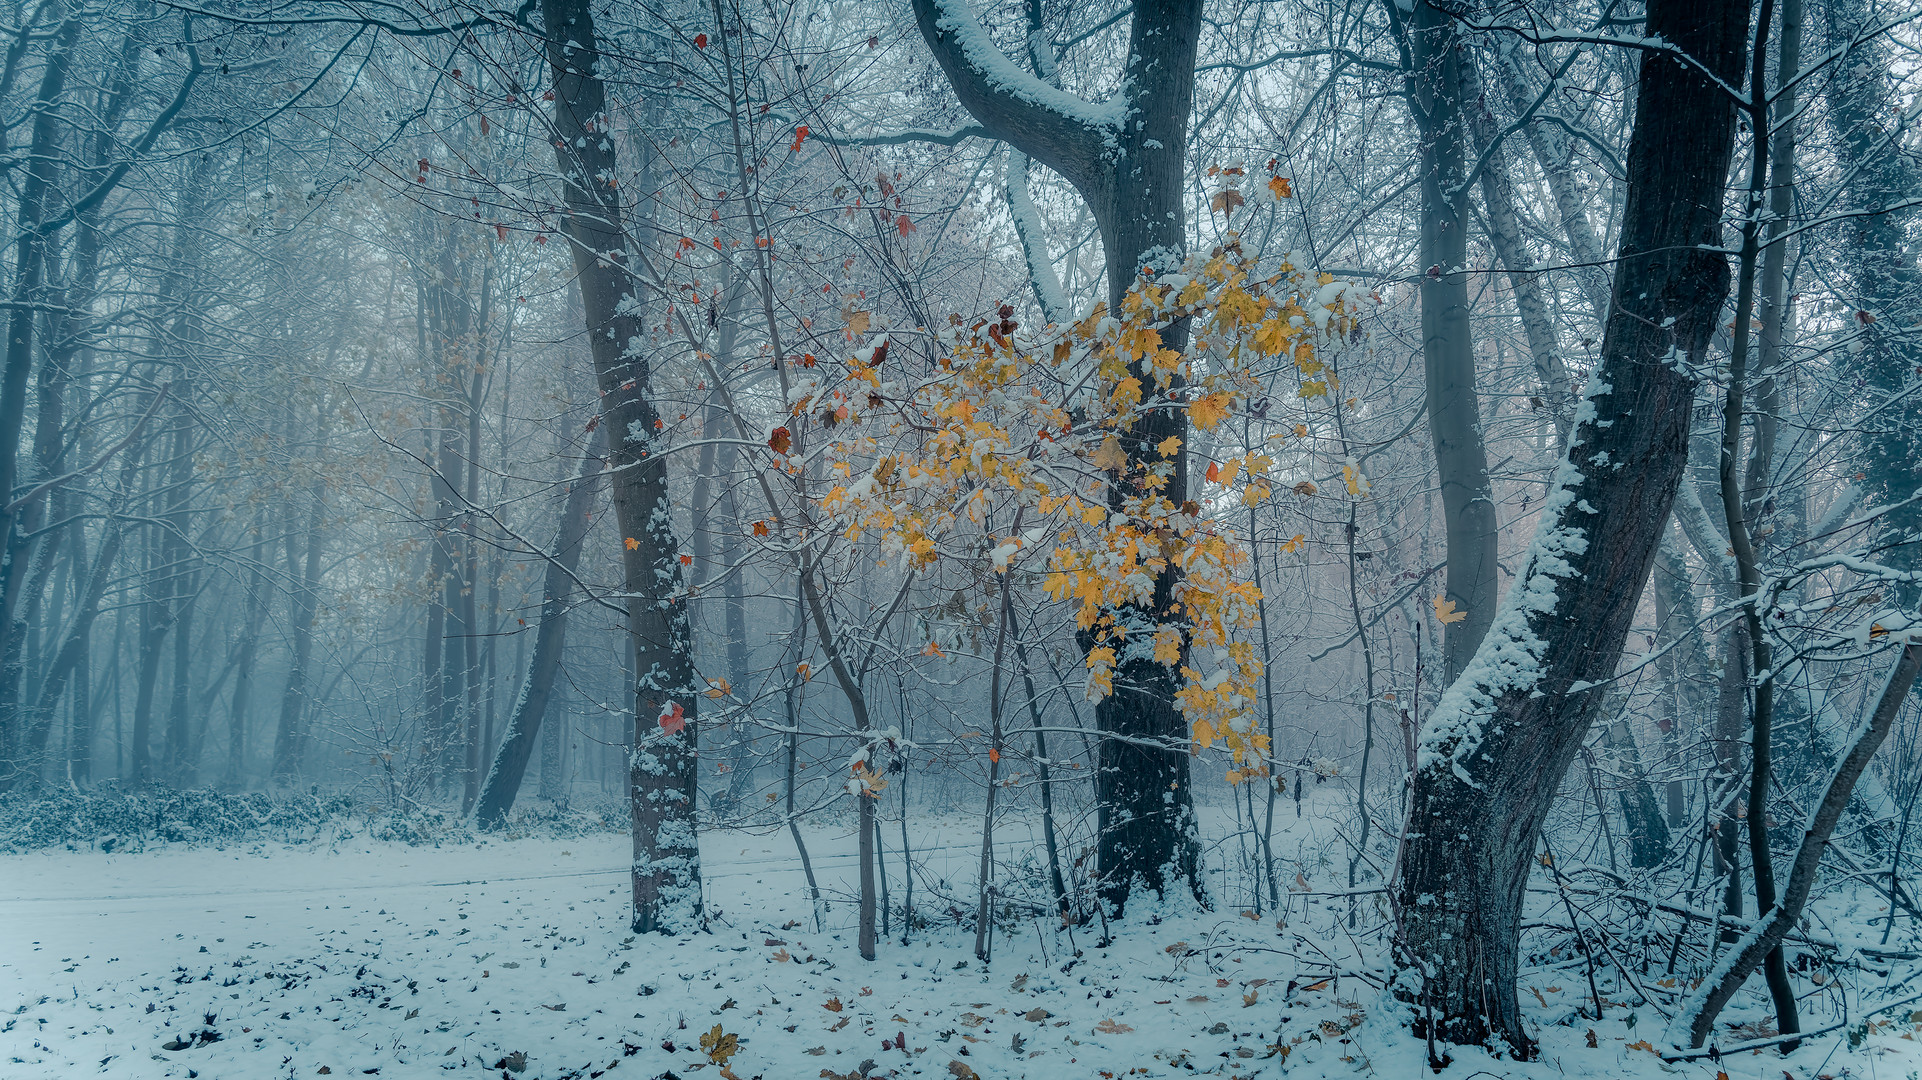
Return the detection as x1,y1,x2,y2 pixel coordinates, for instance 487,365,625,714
813,237,1369,785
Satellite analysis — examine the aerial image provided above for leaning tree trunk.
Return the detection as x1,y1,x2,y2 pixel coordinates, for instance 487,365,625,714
1393,0,1748,1056
911,0,1205,913
540,0,701,934
474,431,605,830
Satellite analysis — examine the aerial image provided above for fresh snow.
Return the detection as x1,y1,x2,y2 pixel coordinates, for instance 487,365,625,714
6,794,1919,1078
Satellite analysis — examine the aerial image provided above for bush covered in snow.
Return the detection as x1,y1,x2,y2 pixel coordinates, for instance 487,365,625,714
0,784,627,853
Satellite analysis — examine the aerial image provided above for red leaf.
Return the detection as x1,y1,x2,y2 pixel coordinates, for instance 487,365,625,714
694,33,708,48
1205,461,1221,483
790,125,809,153
896,214,915,237
494,223,508,242
767,426,792,455
659,702,686,736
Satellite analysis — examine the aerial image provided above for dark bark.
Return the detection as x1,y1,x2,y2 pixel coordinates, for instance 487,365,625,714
474,433,605,829
540,0,702,933
910,0,1205,911
1393,0,1748,1055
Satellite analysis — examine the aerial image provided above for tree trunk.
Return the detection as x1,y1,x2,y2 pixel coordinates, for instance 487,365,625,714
474,432,605,829
269,487,325,783
911,0,1206,911
1393,0,1748,1055
1399,0,1498,683
540,0,702,934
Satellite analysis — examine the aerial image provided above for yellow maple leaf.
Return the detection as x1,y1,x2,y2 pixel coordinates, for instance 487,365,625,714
1090,435,1128,472
1192,716,1216,751
1189,392,1231,430
1267,175,1293,199
1152,626,1184,664
1433,595,1467,624
1156,434,1181,459
624,536,640,550
699,1024,740,1066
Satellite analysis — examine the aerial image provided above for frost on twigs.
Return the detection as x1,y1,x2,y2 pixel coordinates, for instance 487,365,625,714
810,235,1372,783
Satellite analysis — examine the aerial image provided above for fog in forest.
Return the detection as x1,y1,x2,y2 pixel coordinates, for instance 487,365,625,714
5,0,1922,1075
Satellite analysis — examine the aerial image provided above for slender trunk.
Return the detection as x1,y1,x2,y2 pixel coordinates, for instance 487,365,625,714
1016,637,1072,922
270,488,325,783
974,571,1015,961
474,432,605,829
1464,53,1575,435
1677,640,1922,1046
1399,0,1498,681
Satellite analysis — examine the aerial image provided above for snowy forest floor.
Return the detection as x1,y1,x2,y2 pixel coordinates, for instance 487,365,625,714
4,789,1922,1079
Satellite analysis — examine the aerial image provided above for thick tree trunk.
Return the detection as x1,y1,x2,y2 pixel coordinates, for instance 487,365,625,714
1394,0,1748,1055
474,433,604,829
540,0,701,934
910,0,1206,912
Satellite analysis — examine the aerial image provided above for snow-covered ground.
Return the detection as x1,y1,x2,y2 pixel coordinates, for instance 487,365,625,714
5,792,1921,1079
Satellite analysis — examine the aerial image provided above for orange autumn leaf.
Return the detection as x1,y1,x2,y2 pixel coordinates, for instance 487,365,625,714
1267,175,1293,199
1433,595,1467,624
624,537,640,551
988,747,1000,764
790,125,809,153
751,520,770,537
659,702,686,736
768,426,792,454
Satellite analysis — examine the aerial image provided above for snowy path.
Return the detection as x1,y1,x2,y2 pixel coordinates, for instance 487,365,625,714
3,805,1914,1079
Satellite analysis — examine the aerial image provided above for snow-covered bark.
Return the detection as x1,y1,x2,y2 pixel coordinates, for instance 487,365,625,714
1392,0,1749,1055
539,0,700,935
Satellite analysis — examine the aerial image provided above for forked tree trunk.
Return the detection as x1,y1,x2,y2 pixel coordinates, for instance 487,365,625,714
540,0,702,934
1393,0,1748,1056
912,0,1205,912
